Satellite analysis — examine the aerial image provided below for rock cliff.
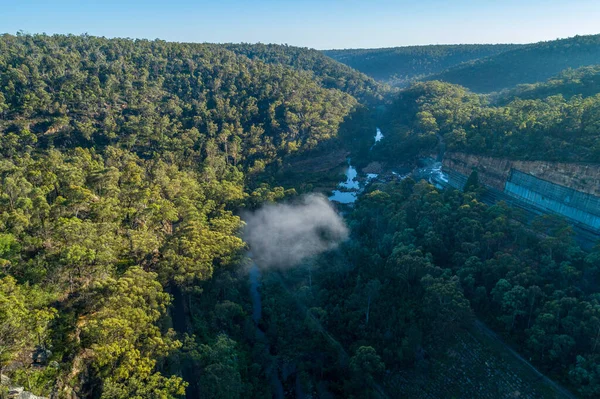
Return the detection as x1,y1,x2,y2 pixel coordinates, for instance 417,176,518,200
443,152,600,196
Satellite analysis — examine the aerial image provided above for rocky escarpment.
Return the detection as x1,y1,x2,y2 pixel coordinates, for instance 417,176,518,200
443,152,600,196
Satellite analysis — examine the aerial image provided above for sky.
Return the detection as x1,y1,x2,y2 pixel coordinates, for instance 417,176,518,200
2,0,600,49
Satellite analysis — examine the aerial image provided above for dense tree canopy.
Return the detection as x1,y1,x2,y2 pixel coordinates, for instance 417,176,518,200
324,44,520,87
300,179,600,396
431,34,600,92
380,80,600,162
497,65,600,104
224,43,391,104
0,33,375,172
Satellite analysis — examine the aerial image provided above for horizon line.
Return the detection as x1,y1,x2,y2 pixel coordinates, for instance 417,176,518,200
4,30,599,51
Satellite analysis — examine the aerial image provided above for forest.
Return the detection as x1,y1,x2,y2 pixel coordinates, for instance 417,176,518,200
223,43,391,105
328,34,600,94
430,34,600,93
1,31,600,399
497,65,600,103
311,178,600,397
324,44,520,87
258,177,600,397
378,80,600,163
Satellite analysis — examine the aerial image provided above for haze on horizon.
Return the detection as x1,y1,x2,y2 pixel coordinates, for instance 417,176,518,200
3,0,600,49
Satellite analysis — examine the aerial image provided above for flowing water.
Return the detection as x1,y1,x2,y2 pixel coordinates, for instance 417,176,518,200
339,163,359,190
370,127,384,151
374,127,384,143
328,160,360,204
329,128,383,204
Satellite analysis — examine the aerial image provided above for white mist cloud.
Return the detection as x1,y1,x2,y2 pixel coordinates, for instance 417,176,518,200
243,194,348,268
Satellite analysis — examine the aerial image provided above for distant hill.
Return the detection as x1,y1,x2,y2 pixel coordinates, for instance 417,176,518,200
496,65,600,104
223,43,392,104
323,44,521,86
431,34,600,93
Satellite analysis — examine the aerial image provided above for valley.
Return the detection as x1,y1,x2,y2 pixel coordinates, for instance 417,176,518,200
1,29,600,399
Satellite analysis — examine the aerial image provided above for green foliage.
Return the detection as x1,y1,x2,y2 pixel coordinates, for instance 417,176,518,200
250,180,478,396
0,33,361,169
2,30,599,399
183,334,243,399
432,34,600,92
464,169,480,192
252,175,600,396
325,44,520,87
379,81,480,159
160,218,244,286
0,276,56,367
344,179,600,396
381,80,600,162
0,233,18,268
81,267,186,398
350,346,384,381
0,33,371,397
498,65,600,103
224,43,391,104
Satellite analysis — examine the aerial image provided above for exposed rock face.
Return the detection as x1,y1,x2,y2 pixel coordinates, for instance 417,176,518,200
2,374,48,399
443,152,600,196
15,392,47,399
362,161,383,174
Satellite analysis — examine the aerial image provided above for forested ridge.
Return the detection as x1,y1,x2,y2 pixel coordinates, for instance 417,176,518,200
359,63,600,396
497,65,600,104
0,33,375,168
431,34,600,93
323,44,521,87
223,43,392,104
328,34,600,94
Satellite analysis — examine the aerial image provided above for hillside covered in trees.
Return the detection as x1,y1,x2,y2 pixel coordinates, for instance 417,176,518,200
0,33,385,398
378,80,600,163
223,43,392,104
497,65,600,104
324,44,521,86
431,34,600,93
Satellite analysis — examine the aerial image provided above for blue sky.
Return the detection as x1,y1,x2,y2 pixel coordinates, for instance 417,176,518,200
3,0,600,49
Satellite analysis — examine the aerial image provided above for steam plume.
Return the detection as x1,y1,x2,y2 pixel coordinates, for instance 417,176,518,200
243,194,348,268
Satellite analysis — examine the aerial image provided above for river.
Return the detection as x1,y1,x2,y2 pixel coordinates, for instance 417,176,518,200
329,127,383,204
328,160,360,204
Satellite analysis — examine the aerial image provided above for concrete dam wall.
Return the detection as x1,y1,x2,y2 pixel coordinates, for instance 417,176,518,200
441,152,600,234
506,170,600,230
